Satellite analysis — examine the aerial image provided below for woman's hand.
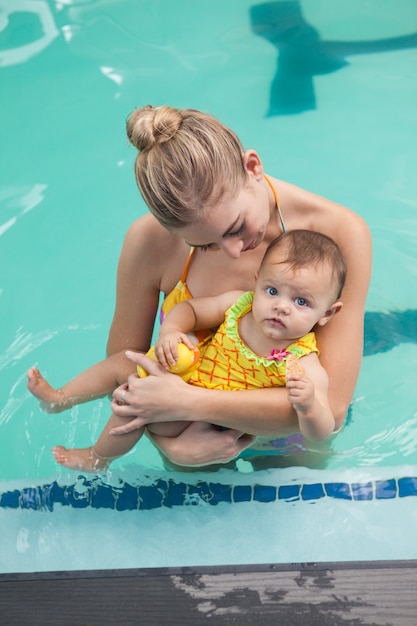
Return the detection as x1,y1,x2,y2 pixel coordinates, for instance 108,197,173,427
110,351,191,434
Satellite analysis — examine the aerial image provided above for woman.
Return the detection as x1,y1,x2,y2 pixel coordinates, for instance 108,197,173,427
107,104,372,466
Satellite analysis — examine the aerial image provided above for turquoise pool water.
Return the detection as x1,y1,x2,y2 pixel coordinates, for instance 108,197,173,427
1,0,417,573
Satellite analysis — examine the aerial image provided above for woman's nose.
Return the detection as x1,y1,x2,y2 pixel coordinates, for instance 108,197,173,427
221,238,244,259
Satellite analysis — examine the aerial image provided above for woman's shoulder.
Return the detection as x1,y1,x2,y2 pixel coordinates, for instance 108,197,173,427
121,215,191,291
272,177,371,241
124,214,187,256
126,213,173,240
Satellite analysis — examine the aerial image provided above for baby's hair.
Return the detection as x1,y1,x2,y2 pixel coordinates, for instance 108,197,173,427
126,105,247,229
260,230,347,298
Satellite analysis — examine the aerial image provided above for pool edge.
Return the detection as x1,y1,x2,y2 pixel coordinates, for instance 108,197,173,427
1,558,416,581
1,561,416,625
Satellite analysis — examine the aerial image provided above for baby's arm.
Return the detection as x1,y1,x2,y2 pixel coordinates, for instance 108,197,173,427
286,353,336,441
155,290,244,369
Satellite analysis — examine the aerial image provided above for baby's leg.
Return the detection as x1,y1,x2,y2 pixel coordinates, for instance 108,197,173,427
27,367,66,414
148,422,255,467
53,411,145,472
27,350,136,414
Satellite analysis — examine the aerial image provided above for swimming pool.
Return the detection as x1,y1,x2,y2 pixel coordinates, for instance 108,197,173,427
1,0,416,574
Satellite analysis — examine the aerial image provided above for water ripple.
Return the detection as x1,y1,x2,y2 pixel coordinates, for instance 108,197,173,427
0,327,58,371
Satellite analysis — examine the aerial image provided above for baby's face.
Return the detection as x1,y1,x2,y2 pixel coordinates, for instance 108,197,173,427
252,259,339,343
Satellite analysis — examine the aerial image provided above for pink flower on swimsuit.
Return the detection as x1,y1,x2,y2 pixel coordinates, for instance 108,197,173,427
267,348,291,361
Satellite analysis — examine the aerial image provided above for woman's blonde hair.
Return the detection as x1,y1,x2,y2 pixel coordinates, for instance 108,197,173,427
126,105,247,229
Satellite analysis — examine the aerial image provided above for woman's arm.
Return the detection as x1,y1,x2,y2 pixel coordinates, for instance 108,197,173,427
314,212,372,428
106,215,190,356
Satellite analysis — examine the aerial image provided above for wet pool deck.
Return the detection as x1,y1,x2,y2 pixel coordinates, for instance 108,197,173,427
1,560,416,625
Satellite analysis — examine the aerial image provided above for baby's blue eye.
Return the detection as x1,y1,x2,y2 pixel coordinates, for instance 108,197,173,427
296,297,308,306
266,287,278,296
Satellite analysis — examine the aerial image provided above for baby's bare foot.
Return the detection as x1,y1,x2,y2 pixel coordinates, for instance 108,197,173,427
27,366,65,413
52,446,110,472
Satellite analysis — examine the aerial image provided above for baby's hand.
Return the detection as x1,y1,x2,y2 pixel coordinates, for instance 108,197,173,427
286,355,314,413
154,332,197,370
286,373,315,414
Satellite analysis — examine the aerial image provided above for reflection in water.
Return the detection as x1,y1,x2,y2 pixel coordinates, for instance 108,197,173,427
250,1,417,115
0,0,59,67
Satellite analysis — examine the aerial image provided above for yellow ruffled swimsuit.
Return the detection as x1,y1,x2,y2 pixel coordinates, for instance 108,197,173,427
185,292,318,389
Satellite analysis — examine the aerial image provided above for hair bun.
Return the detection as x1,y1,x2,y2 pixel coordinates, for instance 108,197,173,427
126,105,182,152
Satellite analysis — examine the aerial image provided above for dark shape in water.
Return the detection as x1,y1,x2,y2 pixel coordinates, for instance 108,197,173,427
364,309,417,356
250,1,417,115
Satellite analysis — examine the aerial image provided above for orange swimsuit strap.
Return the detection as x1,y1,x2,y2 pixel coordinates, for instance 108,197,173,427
264,174,286,233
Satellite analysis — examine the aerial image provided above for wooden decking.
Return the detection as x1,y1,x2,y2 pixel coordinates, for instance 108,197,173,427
1,560,416,625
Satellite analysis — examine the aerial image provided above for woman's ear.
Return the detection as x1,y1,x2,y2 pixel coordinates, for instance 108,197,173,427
242,150,264,181
317,301,343,327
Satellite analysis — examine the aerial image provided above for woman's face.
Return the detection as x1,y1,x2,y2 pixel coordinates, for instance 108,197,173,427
174,177,271,259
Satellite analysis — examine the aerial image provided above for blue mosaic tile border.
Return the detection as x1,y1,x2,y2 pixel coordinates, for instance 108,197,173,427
1,476,416,512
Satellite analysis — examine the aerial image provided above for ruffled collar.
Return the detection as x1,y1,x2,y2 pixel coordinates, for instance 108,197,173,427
225,292,315,366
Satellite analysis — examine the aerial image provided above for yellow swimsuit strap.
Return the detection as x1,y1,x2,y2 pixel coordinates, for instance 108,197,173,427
264,174,286,233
